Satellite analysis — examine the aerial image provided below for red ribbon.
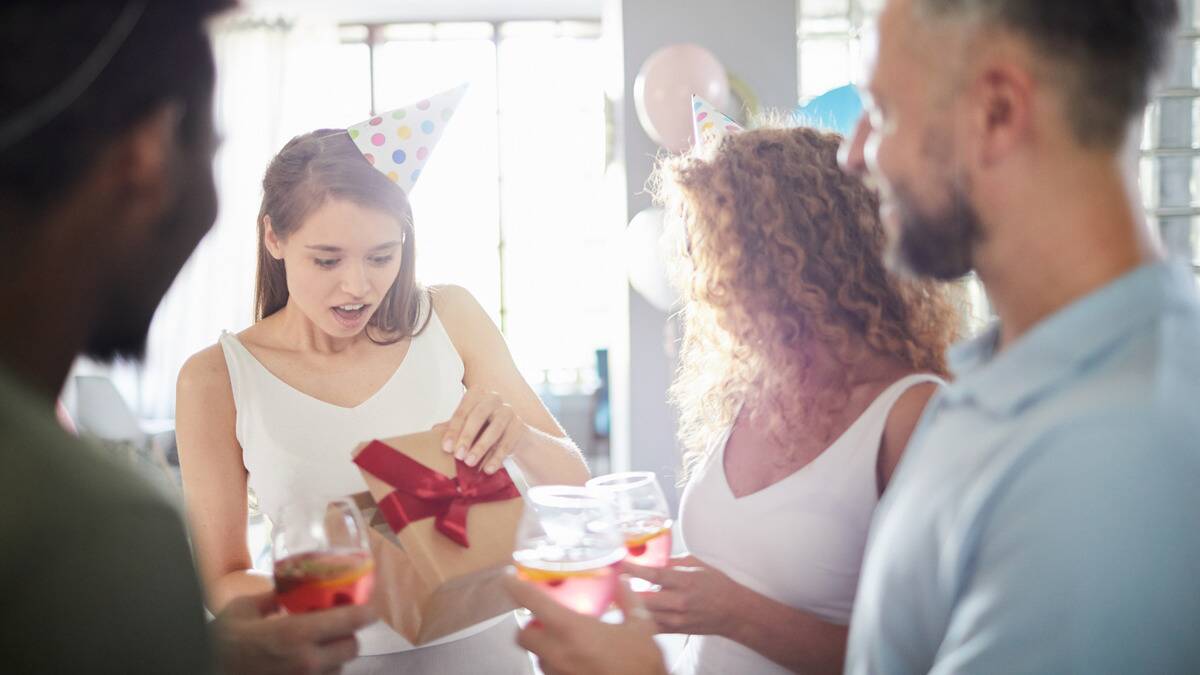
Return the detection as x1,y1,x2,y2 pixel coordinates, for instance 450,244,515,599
353,439,520,548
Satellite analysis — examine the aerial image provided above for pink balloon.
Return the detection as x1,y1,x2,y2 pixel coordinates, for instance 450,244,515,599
634,44,731,152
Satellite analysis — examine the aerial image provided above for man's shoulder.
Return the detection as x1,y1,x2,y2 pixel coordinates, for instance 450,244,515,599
0,380,210,672
0,384,180,541
3,422,170,508
1019,291,1200,445
976,389,1200,537
959,317,1200,527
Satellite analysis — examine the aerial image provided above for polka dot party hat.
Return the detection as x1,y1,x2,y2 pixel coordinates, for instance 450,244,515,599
346,83,469,194
691,94,743,151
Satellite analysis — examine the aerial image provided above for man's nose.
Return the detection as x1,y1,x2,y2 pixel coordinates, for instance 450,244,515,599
839,114,871,176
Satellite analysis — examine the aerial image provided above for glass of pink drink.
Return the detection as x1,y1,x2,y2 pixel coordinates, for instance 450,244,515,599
513,486,625,617
271,497,375,614
586,472,674,569
273,549,375,614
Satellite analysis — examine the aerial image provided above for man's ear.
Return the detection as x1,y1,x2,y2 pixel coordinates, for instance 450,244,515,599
967,60,1034,168
263,215,285,260
101,102,184,235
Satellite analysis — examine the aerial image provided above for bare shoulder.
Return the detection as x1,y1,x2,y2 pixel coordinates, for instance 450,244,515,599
877,379,941,492
885,381,939,436
429,284,497,347
429,284,487,325
177,342,232,404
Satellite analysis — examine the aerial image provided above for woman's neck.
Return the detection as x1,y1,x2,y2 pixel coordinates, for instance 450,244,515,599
269,302,367,355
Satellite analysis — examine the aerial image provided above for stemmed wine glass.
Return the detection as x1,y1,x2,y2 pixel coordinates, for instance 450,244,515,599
512,485,625,617
271,497,376,614
586,471,674,568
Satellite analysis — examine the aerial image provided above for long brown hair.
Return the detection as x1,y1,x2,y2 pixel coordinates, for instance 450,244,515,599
254,129,428,343
652,125,961,479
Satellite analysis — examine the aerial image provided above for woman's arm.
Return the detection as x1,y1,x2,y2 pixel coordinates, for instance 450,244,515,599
431,285,590,486
627,556,847,674
176,344,272,611
876,381,939,494
723,589,848,674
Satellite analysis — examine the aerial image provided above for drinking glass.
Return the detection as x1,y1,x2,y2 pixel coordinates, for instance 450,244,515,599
586,471,674,568
271,497,376,614
512,485,625,617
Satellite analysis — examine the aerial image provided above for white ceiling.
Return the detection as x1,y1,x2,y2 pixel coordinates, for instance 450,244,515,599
241,0,604,23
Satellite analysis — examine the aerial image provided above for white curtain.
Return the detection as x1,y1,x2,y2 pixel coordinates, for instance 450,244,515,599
79,14,344,419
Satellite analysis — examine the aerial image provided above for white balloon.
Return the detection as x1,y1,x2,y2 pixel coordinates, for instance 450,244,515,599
624,208,679,312
633,44,732,152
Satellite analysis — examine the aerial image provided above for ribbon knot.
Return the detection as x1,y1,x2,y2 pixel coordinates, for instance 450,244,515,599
353,439,520,547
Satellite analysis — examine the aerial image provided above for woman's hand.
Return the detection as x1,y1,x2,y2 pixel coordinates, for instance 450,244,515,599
434,386,531,475
505,573,667,675
621,555,746,636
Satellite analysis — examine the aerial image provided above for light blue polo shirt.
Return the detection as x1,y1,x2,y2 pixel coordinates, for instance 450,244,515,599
846,260,1200,674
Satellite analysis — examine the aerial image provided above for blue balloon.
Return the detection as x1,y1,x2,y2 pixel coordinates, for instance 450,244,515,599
794,84,863,137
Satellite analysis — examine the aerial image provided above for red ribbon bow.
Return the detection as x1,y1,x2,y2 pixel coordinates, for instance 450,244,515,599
354,439,520,548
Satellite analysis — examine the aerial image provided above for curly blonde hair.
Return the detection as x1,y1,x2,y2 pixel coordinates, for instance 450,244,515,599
652,125,961,479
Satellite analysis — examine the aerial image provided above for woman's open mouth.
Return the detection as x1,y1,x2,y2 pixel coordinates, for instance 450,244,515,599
331,303,370,328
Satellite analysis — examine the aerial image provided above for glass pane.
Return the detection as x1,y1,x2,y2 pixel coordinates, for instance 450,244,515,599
326,43,372,124
800,38,854,100
799,16,853,36
801,0,851,19
272,36,372,139
1139,156,1158,211
383,23,435,41
339,24,368,43
498,34,612,377
500,21,559,38
501,21,602,40
557,21,602,39
1139,156,1200,211
1194,217,1200,267
1142,96,1200,150
432,22,496,40
373,39,503,321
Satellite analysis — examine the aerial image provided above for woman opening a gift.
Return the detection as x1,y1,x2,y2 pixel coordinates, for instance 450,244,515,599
176,85,587,674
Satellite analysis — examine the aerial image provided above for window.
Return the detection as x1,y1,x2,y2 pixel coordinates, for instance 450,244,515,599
799,0,1200,297
341,21,613,383
1140,10,1200,279
798,0,869,103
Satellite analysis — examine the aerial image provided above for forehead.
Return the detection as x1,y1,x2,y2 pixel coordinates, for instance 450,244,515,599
293,198,402,243
865,0,954,105
867,0,916,91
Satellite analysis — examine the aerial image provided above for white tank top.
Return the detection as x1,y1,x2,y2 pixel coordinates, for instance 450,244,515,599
219,303,506,657
673,374,944,675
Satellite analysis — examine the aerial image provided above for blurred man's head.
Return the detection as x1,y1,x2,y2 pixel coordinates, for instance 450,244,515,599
0,0,233,363
841,0,1180,280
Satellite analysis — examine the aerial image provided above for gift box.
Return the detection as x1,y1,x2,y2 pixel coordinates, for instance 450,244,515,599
350,431,523,645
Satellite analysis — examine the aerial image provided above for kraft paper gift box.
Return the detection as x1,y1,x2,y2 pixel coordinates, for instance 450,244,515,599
350,431,523,645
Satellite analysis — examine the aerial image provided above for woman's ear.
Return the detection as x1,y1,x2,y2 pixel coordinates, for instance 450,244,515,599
263,215,285,260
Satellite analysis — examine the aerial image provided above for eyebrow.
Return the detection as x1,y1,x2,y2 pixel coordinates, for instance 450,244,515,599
304,241,402,253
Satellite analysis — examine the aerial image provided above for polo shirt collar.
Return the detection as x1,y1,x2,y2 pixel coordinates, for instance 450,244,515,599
943,260,1196,415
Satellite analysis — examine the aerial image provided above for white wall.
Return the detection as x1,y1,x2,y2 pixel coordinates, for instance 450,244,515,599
605,0,798,509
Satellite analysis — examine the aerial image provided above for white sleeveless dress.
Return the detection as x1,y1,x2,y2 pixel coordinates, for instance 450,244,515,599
219,302,532,674
673,374,944,675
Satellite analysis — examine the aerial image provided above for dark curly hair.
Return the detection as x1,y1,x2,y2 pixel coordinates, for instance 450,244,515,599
653,125,962,478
